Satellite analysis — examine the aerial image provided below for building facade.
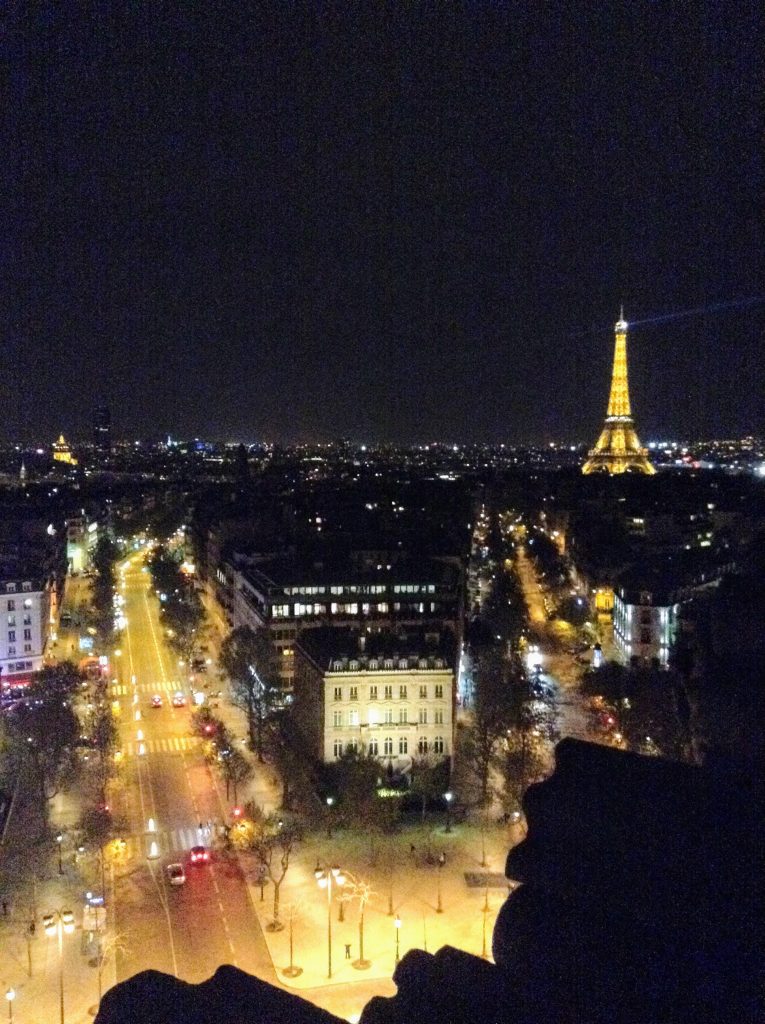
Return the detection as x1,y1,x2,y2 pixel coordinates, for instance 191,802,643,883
0,576,53,691
230,556,461,689
293,627,456,770
613,564,733,666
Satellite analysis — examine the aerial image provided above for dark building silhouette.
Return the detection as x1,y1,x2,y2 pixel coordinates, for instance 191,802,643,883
94,405,112,452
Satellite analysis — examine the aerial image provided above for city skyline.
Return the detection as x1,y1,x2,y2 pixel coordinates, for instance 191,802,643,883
4,6,763,443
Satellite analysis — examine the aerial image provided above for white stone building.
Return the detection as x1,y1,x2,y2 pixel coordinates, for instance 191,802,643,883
0,576,53,691
293,627,456,772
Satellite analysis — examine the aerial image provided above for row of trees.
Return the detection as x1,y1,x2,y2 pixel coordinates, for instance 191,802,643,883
581,660,691,759
91,535,120,649
459,647,559,814
148,546,206,668
191,706,254,802
6,662,84,810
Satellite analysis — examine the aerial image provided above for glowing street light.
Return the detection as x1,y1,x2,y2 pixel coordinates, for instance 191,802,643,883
436,852,446,912
444,791,454,833
394,913,402,966
315,862,344,979
5,988,15,1024
55,830,64,874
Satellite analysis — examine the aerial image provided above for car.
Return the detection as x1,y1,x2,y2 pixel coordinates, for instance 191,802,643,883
172,692,186,707
166,863,186,886
150,694,163,708
189,845,210,865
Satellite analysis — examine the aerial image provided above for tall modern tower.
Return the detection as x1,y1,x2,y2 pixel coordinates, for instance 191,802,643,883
94,405,112,452
582,312,655,475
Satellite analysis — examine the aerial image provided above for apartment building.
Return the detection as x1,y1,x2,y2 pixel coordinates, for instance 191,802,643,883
293,627,456,771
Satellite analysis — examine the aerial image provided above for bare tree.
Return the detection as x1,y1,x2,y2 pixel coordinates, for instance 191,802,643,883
341,874,375,969
250,814,303,931
219,626,281,760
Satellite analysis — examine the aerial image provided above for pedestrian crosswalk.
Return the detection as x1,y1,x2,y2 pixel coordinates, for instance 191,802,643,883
125,736,201,756
116,824,221,861
111,681,191,697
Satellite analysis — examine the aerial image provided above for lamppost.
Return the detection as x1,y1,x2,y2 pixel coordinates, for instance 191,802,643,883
5,988,14,1024
436,852,446,913
444,791,453,833
325,796,335,839
481,881,490,959
43,909,75,1024
394,914,401,966
314,863,344,979
55,831,63,874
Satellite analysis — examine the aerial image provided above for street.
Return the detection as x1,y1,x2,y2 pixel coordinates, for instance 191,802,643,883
513,546,590,740
109,557,275,985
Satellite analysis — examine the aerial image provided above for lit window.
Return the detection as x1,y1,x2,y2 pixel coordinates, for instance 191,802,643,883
384,709,394,725
399,708,408,724
333,711,342,728
333,739,343,758
348,710,359,727
368,708,378,725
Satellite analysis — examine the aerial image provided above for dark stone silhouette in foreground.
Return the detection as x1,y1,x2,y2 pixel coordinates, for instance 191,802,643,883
96,739,762,1024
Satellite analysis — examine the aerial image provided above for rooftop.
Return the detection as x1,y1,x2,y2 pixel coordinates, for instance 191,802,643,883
296,626,457,673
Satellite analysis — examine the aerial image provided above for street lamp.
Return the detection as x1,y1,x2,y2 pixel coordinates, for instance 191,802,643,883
444,791,453,833
325,796,335,839
43,909,75,1024
436,852,446,913
394,914,401,965
5,988,14,1024
56,831,64,874
315,862,344,979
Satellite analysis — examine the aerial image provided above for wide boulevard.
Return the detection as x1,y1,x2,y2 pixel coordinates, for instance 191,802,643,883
109,555,274,985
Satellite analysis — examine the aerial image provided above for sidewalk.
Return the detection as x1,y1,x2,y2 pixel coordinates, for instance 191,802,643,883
238,818,524,992
0,767,115,1024
0,572,118,1023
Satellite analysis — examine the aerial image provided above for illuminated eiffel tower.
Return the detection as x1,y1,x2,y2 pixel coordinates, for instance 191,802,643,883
582,310,655,475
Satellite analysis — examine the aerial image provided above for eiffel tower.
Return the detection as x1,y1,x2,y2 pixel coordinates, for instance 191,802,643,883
582,310,655,475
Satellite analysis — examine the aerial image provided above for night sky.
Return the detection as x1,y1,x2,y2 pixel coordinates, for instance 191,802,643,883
3,4,763,444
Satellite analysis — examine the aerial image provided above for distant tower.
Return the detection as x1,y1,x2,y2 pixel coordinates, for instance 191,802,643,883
582,311,655,475
94,405,112,452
